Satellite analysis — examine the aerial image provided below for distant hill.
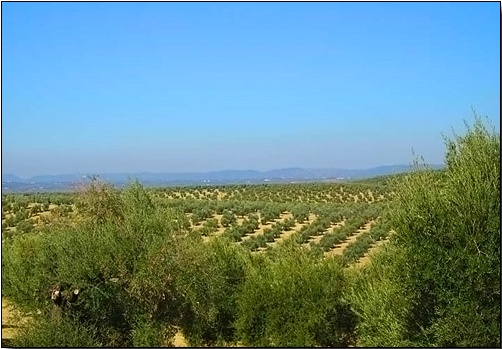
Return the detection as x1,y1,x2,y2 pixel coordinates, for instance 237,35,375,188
2,164,445,193
1,173,23,182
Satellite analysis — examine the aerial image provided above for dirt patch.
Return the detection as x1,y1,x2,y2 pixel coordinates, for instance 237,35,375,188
307,213,317,222
5,226,17,233
366,190,375,202
2,297,33,345
211,214,226,237
212,225,227,237
172,329,188,347
39,210,52,217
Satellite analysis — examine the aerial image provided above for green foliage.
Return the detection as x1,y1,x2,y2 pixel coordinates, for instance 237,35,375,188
12,314,101,347
345,244,414,347
30,203,42,215
128,233,249,346
121,179,155,216
191,207,213,226
341,220,389,266
313,213,371,252
75,177,123,224
290,204,310,223
241,233,267,251
220,210,237,227
51,204,73,218
14,208,29,222
2,181,190,346
15,219,34,234
355,116,500,347
259,204,282,224
130,315,171,347
174,237,249,346
235,245,357,347
3,215,15,227
221,214,260,242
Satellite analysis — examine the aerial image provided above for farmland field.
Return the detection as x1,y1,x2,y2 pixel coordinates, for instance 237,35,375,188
1,180,393,261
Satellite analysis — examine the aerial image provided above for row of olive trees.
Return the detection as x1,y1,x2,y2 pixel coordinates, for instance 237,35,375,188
153,181,392,204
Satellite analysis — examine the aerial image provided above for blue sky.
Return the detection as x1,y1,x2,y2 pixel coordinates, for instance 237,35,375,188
2,2,500,178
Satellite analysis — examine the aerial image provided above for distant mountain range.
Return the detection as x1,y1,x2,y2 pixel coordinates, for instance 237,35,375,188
2,164,444,193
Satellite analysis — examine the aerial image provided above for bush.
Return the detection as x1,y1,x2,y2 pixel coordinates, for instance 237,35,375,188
235,244,357,347
220,210,237,227
3,180,249,347
2,180,191,347
291,205,309,223
353,116,500,346
174,237,249,346
15,219,34,234
74,177,123,224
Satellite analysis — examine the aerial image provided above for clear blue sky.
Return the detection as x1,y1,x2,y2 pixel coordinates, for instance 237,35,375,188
2,2,500,178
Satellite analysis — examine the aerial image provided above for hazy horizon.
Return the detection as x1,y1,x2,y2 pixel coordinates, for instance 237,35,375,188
2,2,500,178
5,163,445,181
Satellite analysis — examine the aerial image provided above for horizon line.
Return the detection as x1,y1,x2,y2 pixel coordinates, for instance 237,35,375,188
3,163,447,181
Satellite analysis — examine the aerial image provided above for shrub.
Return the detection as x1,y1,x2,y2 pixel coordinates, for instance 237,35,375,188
345,242,415,346
220,210,237,227
74,177,123,224
235,244,357,347
2,180,191,347
174,237,249,346
353,116,500,347
15,220,34,234
291,205,309,223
